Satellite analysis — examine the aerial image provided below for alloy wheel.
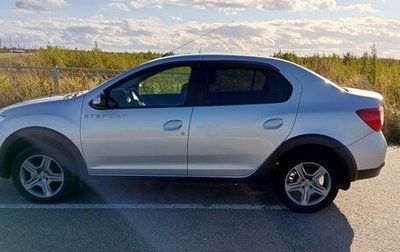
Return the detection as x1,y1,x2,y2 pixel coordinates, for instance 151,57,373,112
284,162,331,206
19,154,64,198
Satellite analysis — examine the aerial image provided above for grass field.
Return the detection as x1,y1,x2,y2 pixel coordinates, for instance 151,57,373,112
0,46,399,143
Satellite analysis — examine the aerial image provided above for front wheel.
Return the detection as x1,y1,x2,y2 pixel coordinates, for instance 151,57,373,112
275,155,339,213
11,145,78,203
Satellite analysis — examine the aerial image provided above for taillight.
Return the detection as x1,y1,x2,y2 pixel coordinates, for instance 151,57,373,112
356,107,384,132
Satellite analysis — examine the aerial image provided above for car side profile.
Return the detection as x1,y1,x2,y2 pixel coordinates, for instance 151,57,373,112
0,54,387,212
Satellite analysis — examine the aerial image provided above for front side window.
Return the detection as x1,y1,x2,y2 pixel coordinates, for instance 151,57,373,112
108,66,192,108
205,65,293,105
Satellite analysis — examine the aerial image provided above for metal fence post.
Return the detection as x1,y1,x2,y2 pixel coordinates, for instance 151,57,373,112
51,66,60,95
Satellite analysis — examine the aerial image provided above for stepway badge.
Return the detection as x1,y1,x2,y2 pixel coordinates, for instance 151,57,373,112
84,113,127,119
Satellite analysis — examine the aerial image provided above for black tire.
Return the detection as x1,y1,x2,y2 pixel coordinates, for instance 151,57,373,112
11,144,78,203
274,153,340,213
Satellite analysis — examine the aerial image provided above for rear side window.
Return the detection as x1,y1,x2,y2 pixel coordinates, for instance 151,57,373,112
204,66,292,105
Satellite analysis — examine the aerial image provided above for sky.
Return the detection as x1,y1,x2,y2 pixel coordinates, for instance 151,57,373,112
0,0,399,57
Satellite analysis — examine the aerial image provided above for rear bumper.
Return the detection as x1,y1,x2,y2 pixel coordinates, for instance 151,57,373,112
347,131,387,181
356,162,384,180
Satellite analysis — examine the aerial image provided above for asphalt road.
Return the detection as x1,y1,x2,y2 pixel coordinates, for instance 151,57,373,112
0,147,398,252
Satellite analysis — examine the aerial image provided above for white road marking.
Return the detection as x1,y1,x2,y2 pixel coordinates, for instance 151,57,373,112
0,203,286,210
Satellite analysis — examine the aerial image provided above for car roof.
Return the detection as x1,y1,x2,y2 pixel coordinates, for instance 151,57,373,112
137,54,296,74
147,53,286,65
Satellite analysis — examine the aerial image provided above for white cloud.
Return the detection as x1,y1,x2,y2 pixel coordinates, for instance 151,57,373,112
2,16,399,57
15,0,67,12
108,2,130,11
306,0,337,10
109,0,377,14
171,16,182,21
128,0,147,9
342,3,377,13
128,0,162,9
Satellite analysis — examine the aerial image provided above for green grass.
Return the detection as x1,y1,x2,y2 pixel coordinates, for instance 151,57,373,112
0,45,399,143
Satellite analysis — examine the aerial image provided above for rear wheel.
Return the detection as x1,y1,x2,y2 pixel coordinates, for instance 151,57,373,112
275,155,339,213
11,145,78,203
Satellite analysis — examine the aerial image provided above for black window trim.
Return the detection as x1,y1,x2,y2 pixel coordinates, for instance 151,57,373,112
94,61,203,110
196,61,292,107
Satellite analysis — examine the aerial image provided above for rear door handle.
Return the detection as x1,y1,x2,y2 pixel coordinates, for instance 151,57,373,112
163,120,183,131
263,118,284,130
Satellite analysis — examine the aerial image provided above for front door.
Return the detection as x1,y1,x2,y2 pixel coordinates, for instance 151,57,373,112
81,63,198,176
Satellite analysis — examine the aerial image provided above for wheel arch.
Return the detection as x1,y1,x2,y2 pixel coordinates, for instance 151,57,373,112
0,127,86,179
253,134,357,190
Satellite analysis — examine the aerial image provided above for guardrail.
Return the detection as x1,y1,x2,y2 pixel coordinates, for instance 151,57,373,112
0,66,124,106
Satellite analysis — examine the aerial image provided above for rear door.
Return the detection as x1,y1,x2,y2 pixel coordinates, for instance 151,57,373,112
188,62,300,177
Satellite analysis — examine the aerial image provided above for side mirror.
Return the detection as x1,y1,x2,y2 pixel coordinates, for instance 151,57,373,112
91,92,107,109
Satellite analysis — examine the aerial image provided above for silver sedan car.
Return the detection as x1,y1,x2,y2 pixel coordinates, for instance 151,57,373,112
0,54,387,212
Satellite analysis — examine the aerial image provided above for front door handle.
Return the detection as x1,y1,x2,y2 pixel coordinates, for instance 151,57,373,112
263,118,284,130
163,120,183,131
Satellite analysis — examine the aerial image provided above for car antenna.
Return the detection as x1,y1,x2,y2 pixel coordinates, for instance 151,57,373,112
162,20,235,57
